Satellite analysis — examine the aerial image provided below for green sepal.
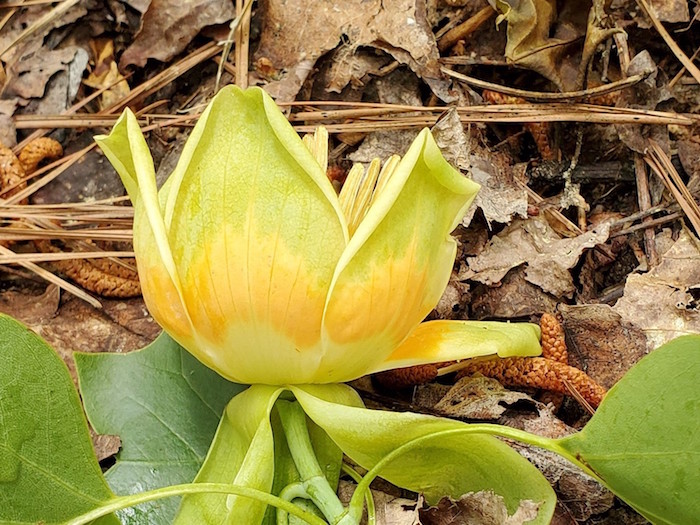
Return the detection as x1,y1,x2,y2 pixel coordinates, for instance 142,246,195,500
293,384,556,524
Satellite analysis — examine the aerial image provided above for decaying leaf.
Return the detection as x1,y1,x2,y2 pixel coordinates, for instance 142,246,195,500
349,129,419,164
420,491,540,525
338,480,420,525
5,47,82,100
488,0,568,88
83,39,130,110
636,0,690,26
463,216,610,298
503,409,615,521
613,228,700,351
559,304,648,389
120,0,236,68
324,45,394,93
432,109,529,226
434,375,534,420
470,267,558,319
256,0,444,101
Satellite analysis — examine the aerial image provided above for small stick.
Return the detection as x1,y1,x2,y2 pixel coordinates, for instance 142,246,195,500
633,154,659,266
441,67,651,101
438,6,494,52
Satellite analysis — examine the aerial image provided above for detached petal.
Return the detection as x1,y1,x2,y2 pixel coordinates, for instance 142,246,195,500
163,86,347,384
94,111,194,346
319,129,480,382
367,320,542,374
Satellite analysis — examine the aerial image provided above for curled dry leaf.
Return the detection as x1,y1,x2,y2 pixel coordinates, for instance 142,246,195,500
488,0,568,88
83,39,130,110
463,216,610,299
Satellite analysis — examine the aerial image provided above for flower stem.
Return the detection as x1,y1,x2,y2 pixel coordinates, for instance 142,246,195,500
64,482,327,525
342,463,376,525
277,400,349,525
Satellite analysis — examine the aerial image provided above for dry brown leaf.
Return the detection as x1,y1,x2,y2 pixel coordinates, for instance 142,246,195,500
488,0,568,88
464,216,610,298
559,304,647,389
613,228,700,351
84,39,130,110
470,267,558,319
256,0,444,101
431,109,528,226
120,0,235,68
434,375,534,420
5,47,81,100
420,491,540,525
349,130,419,164
651,0,690,21
325,45,394,93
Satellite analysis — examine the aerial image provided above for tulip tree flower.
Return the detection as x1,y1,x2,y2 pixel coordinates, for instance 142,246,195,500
95,87,553,524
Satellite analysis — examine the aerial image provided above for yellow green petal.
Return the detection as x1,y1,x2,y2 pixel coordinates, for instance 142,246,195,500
318,129,480,382
367,320,542,374
162,86,348,384
94,110,193,344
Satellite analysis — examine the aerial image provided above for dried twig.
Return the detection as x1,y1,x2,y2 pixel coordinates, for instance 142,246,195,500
437,6,494,52
636,0,700,85
441,67,651,101
645,141,700,235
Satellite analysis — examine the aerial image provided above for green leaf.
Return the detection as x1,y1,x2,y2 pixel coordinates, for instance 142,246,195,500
75,332,245,524
293,384,556,524
0,314,117,525
558,335,700,524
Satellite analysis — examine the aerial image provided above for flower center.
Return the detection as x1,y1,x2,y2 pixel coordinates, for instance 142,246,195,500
338,155,400,237
304,127,400,237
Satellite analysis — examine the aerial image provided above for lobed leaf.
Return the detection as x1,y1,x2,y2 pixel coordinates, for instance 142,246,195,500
0,314,117,525
75,332,245,524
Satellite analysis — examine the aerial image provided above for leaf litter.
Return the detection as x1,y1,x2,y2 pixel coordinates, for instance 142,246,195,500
1,0,699,523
